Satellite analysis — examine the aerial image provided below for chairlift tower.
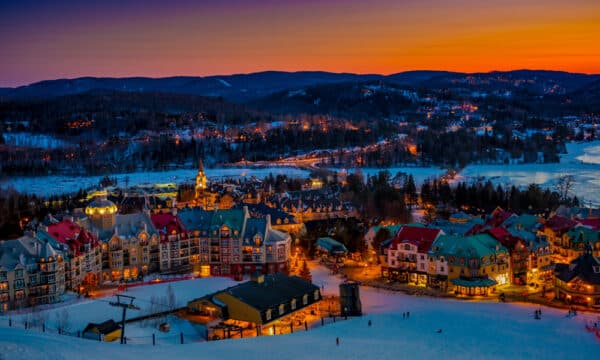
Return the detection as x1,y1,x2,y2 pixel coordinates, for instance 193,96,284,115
109,294,140,344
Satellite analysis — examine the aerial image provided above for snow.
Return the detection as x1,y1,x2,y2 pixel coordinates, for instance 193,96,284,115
1,277,237,343
217,79,232,87
1,263,599,359
456,141,600,205
3,132,73,149
0,167,311,196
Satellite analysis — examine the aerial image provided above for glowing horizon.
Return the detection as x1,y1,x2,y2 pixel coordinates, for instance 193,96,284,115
1,0,599,87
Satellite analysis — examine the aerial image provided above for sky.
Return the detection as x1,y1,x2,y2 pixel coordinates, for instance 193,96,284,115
1,0,599,87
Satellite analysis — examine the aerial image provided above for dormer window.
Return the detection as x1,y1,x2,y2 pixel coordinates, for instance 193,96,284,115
593,266,600,274
220,226,230,238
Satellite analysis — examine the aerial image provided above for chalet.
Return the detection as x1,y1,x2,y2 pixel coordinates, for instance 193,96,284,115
554,243,600,308
429,234,509,296
542,215,577,256
486,227,529,285
188,274,320,330
82,320,122,342
562,227,600,262
386,225,443,285
42,220,102,293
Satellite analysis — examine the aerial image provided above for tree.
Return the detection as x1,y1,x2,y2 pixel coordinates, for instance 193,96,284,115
55,308,71,333
555,174,575,202
372,227,391,253
299,260,312,283
166,284,176,311
403,174,417,207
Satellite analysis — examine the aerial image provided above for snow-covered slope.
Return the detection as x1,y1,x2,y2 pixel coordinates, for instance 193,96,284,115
1,264,599,360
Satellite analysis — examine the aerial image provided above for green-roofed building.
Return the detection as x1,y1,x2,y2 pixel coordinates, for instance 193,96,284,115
316,237,348,256
564,227,600,260
177,206,292,277
429,233,510,296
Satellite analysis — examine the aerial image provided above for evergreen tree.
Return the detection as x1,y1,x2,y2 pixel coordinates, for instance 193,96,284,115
299,260,312,283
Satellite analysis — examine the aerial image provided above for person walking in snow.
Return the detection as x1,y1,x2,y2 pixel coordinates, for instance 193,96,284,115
368,320,372,327
407,311,410,318
336,337,340,346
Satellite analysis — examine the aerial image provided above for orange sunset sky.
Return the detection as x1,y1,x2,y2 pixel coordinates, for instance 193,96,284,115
1,0,599,87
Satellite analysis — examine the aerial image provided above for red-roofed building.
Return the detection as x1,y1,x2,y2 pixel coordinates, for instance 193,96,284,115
150,212,195,272
542,215,578,255
385,225,444,285
485,227,530,285
577,218,600,231
486,207,517,228
44,220,102,293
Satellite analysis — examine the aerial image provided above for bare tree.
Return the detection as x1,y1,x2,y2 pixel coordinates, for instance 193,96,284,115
55,308,71,332
166,284,176,311
555,174,575,202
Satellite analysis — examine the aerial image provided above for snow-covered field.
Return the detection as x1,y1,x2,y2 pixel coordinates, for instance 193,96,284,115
0,167,311,196
1,276,237,345
1,263,599,360
456,141,600,205
2,132,74,149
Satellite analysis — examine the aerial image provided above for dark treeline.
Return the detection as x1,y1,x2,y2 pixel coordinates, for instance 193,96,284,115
342,170,415,224
421,179,578,214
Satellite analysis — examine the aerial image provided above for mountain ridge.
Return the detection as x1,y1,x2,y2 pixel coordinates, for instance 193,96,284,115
3,70,598,103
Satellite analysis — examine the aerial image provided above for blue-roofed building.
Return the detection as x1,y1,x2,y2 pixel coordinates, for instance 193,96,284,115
316,237,348,256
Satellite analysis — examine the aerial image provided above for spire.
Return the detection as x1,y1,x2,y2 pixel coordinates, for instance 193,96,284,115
195,158,207,200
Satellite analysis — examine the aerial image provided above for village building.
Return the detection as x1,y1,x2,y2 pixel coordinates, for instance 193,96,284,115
41,220,102,293
485,227,530,285
188,273,320,335
554,243,600,308
429,234,510,296
0,234,66,311
385,225,443,286
82,320,122,342
178,207,291,277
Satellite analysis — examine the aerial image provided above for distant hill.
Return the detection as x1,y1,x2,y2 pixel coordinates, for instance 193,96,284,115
249,81,418,118
2,70,598,104
2,71,383,103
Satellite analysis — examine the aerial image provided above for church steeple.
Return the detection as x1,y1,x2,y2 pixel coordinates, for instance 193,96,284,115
195,159,207,199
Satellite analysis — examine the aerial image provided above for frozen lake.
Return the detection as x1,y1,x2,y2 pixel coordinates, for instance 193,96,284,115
0,167,311,196
456,141,600,205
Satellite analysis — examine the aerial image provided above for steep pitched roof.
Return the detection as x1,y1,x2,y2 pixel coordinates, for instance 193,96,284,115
556,251,600,285
391,225,442,253
45,220,99,255
150,213,187,236
577,218,600,231
221,274,319,312
544,215,577,235
83,320,121,335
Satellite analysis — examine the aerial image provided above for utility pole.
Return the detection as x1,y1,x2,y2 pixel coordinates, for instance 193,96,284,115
109,294,140,344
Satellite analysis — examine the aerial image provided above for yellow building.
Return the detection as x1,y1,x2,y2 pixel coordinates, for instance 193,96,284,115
188,273,321,327
82,320,122,342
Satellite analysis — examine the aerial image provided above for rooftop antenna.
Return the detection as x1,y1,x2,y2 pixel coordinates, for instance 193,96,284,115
109,294,140,344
